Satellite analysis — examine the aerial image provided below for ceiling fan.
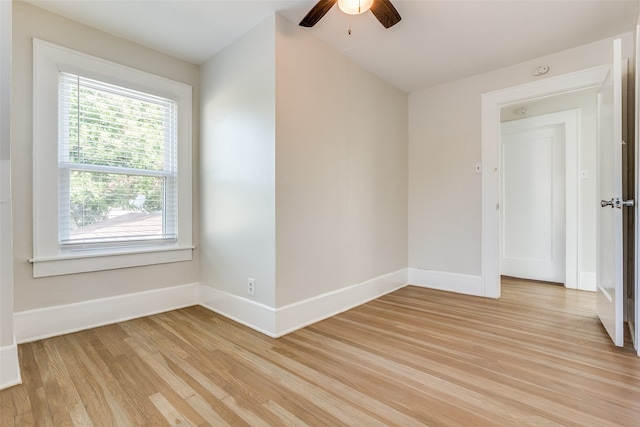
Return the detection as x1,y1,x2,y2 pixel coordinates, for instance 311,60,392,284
299,0,401,29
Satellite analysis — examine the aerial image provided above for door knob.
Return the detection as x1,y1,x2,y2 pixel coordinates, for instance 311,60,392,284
601,198,634,208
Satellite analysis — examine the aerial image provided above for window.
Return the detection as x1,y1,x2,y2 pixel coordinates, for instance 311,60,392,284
32,39,193,277
58,73,178,247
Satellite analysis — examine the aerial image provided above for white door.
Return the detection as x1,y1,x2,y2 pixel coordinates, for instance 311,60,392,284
596,38,625,347
501,124,565,283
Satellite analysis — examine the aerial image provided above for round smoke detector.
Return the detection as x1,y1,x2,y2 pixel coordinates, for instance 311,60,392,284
532,65,550,76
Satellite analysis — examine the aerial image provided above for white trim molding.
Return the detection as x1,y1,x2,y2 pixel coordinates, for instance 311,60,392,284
200,269,409,337
30,246,194,278
13,269,409,344
14,283,199,343
579,271,597,292
409,268,484,296
275,269,408,337
0,341,21,390
199,286,277,337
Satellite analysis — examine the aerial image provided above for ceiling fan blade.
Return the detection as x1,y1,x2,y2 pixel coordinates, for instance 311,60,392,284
370,0,401,28
299,0,338,27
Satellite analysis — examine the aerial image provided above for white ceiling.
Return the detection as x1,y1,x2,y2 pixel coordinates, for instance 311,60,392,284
25,0,639,93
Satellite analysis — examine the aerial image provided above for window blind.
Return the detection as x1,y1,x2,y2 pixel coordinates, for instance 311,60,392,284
58,72,178,247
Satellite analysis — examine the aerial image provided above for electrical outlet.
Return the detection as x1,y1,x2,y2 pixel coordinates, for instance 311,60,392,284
247,278,255,296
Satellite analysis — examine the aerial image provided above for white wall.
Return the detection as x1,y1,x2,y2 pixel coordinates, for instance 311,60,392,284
409,33,634,280
1,0,20,390
199,14,408,334
274,15,408,306
11,2,200,313
199,16,277,308
1,0,13,350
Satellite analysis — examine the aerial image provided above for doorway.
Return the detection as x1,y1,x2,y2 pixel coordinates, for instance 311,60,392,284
482,58,637,352
501,119,567,284
483,41,638,353
481,65,609,299
499,92,598,291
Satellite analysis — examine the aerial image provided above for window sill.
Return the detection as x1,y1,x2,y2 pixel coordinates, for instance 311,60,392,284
29,245,194,278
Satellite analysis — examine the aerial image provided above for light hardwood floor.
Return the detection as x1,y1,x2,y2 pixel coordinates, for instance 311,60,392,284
2,279,640,426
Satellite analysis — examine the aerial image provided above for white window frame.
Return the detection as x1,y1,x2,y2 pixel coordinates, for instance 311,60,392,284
31,39,193,277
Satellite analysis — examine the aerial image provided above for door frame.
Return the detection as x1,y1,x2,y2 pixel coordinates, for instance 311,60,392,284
635,17,640,355
481,65,609,298
500,110,580,289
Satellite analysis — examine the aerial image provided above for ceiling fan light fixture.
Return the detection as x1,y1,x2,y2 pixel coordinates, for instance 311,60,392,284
338,0,374,15
299,0,400,29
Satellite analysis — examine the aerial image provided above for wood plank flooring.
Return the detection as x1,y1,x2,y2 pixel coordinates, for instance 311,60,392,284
2,279,640,426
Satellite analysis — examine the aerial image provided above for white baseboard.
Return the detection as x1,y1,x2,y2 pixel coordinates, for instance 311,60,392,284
275,268,408,337
11,267,409,344
409,268,483,296
14,283,199,343
579,272,596,292
199,286,277,337
11,269,408,344
0,340,21,390
200,269,409,337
